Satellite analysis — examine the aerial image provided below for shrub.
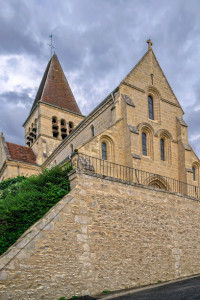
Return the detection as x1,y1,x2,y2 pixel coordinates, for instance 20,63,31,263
0,163,72,255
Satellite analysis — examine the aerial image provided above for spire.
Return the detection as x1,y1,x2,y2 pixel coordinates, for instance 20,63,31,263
30,54,82,115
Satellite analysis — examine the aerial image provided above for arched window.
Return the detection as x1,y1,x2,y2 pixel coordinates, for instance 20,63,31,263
142,132,147,156
60,119,66,126
91,125,95,137
192,166,196,181
52,116,59,138
60,119,67,140
160,138,165,161
52,116,57,124
69,121,74,133
148,96,154,120
102,142,107,160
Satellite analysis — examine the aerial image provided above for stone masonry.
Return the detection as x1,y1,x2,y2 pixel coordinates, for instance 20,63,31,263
1,170,200,299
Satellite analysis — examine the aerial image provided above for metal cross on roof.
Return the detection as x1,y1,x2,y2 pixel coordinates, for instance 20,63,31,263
147,39,153,50
48,34,55,57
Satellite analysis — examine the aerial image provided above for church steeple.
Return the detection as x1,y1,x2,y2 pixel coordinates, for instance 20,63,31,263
30,54,82,115
24,54,84,165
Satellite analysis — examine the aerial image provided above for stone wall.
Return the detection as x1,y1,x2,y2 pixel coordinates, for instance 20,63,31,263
0,161,40,182
1,170,200,299
43,91,123,169
25,102,84,165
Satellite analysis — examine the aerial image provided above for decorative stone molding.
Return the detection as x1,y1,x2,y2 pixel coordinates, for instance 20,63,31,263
132,154,141,160
177,117,188,127
128,125,139,134
183,143,192,151
122,94,135,107
186,168,193,173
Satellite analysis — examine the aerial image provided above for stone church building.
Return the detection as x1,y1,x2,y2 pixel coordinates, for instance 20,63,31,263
2,41,200,299
0,40,199,189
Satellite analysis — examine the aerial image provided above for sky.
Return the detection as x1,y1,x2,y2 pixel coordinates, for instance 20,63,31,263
0,0,200,156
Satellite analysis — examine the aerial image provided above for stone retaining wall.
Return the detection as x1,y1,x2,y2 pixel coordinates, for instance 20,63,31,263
1,170,200,299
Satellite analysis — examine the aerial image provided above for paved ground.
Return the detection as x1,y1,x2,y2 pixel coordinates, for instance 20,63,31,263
100,276,200,300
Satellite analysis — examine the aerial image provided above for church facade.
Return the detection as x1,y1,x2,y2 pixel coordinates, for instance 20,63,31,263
0,40,199,190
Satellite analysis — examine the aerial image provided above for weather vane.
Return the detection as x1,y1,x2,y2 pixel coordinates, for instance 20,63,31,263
48,34,55,57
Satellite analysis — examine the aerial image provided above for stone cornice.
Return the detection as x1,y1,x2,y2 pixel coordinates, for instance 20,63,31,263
6,160,40,169
23,101,84,127
122,81,182,109
122,82,145,93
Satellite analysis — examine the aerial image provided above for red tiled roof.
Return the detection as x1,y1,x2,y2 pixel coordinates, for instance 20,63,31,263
6,142,37,165
30,54,82,115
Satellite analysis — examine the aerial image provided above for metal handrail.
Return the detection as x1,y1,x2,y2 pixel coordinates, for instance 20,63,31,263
71,152,200,199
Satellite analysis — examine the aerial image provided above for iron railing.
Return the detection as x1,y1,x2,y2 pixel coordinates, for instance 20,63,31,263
71,153,200,199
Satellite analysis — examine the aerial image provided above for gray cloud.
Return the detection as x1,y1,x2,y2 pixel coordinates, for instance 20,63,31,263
0,89,33,144
0,0,200,156
0,89,33,106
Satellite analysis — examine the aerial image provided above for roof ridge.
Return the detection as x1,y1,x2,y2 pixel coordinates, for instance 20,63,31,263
121,49,150,85
6,141,27,147
151,49,183,113
40,56,52,104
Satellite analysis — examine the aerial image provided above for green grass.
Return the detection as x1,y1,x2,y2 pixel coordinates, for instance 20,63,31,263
0,163,72,256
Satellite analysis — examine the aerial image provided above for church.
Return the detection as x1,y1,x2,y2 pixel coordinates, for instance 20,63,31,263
2,40,200,299
0,40,199,191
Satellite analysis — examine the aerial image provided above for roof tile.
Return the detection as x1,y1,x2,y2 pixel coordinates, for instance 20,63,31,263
6,142,37,165
30,54,81,115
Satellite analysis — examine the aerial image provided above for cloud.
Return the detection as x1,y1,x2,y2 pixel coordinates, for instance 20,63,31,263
0,89,32,145
0,0,200,157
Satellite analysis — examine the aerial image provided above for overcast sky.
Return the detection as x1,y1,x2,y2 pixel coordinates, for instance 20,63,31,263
0,0,200,157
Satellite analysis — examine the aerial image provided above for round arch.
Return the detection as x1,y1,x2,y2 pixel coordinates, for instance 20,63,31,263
99,135,115,162
137,122,154,159
155,129,173,163
192,161,200,183
145,85,161,122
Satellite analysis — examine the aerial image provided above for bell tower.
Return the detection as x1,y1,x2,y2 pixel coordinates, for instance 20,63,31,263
23,54,84,165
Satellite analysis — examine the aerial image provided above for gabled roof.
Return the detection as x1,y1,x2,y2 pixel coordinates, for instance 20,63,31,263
121,48,183,111
6,142,37,165
30,54,82,115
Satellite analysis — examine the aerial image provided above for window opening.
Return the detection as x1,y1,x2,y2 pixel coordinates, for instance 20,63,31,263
60,119,66,126
148,96,154,120
102,142,107,160
69,121,74,133
91,125,95,137
161,139,165,161
52,116,57,124
60,119,67,139
192,166,196,181
142,132,147,156
52,116,59,138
